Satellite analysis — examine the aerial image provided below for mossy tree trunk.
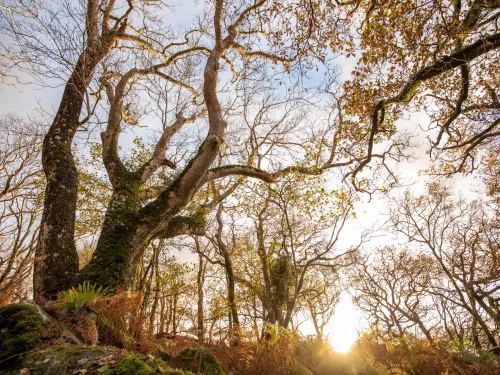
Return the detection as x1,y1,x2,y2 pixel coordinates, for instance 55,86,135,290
33,1,137,300
79,169,206,289
76,64,214,289
196,238,206,344
34,39,114,300
79,179,141,288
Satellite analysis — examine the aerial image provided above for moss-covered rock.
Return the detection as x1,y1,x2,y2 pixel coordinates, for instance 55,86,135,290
99,354,156,375
100,353,194,375
159,350,172,362
2,345,196,375
12,345,123,375
0,303,45,362
169,347,225,375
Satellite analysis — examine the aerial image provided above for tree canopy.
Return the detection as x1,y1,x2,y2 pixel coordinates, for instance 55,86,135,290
0,1,499,374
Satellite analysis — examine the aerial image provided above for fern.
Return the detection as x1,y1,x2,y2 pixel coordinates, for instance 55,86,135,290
56,281,112,310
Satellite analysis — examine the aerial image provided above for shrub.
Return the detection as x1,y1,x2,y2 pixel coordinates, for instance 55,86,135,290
91,290,155,352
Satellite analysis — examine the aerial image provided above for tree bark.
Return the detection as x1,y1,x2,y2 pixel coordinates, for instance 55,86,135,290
34,47,106,300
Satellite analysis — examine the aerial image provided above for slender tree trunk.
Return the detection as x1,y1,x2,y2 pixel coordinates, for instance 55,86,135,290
172,293,178,337
149,248,161,336
159,296,165,337
284,299,296,329
167,295,173,336
149,287,160,336
196,247,205,344
417,320,433,342
256,206,272,333
471,320,482,349
225,262,240,346
214,204,240,345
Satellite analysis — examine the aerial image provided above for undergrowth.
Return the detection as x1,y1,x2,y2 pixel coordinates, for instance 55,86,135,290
54,283,156,352
158,331,500,375
50,285,500,374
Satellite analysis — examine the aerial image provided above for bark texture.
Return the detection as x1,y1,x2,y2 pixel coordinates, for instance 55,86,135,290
34,49,106,299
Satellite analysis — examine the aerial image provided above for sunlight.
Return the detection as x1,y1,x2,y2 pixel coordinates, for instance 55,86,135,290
328,292,360,353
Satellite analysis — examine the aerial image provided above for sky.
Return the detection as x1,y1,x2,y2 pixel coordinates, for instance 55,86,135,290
0,0,484,352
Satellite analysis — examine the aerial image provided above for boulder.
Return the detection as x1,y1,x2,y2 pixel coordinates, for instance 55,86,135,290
0,303,45,363
2,345,195,375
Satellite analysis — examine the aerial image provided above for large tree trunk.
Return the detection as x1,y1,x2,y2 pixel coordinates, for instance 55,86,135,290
78,47,223,289
80,189,142,288
49,3,232,293
79,186,205,289
34,49,103,300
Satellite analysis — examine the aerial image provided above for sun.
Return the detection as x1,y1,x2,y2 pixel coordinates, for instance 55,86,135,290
327,292,360,353
330,325,358,353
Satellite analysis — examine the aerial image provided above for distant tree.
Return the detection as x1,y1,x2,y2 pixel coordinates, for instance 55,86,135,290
225,177,356,336
0,115,43,303
389,182,500,349
303,268,341,341
350,246,436,342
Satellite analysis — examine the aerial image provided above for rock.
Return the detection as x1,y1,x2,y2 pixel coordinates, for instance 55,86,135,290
169,347,225,375
19,302,54,325
1,345,196,375
57,329,83,346
158,350,171,362
0,303,45,363
9,345,123,375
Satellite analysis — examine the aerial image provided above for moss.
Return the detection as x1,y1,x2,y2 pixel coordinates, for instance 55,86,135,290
164,369,195,375
162,212,206,238
399,81,422,102
80,195,139,289
159,350,172,361
79,156,148,290
9,345,195,375
100,354,157,375
103,354,195,375
169,347,225,375
0,304,44,362
17,345,118,375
